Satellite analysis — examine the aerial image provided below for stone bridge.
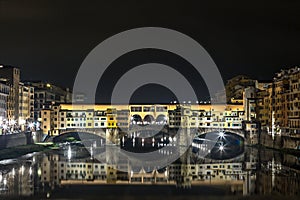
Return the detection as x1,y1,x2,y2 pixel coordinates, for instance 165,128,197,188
54,127,245,144
196,128,245,139
57,128,106,139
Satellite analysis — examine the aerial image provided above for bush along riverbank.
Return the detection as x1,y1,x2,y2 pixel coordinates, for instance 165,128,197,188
0,144,49,160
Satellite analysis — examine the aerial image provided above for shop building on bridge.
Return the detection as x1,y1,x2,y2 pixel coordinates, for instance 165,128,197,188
40,103,246,136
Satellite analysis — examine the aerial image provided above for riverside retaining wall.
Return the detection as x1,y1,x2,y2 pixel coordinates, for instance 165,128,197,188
260,132,300,150
0,132,33,149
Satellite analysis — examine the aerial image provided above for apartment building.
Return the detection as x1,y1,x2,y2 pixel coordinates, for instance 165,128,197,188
0,80,9,120
0,65,20,121
19,82,34,123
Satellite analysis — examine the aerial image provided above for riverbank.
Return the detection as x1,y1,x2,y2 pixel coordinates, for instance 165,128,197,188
0,144,49,160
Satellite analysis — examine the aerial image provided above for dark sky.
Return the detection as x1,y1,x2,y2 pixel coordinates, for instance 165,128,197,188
0,0,300,103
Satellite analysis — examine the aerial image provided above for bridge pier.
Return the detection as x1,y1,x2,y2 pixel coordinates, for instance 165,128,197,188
106,128,120,145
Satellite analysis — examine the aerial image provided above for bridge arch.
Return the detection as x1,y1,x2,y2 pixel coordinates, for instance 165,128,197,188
193,130,245,160
156,114,167,124
143,115,155,124
196,128,245,139
52,130,106,144
131,114,143,125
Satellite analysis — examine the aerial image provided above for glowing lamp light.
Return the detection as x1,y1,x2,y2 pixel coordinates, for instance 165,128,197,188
218,131,226,140
219,132,224,137
28,123,34,128
20,165,24,175
219,145,224,151
67,145,72,160
3,124,8,130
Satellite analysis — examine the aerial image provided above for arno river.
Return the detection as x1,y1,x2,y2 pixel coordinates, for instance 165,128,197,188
0,131,299,199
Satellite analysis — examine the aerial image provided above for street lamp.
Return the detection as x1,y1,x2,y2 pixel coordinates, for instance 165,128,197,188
28,123,34,129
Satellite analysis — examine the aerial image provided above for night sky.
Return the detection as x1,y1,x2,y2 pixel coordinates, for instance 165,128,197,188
0,0,300,103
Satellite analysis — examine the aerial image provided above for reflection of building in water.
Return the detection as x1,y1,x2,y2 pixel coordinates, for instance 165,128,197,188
0,163,35,197
168,161,256,194
37,149,300,196
256,160,300,196
129,168,169,184
40,155,170,185
39,150,256,193
2,147,300,199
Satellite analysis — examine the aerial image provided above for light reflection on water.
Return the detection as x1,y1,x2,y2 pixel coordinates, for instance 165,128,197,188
0,132,299,199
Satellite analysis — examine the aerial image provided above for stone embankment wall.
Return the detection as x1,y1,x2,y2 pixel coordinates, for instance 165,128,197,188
0,132,33,149
260,132,300,150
